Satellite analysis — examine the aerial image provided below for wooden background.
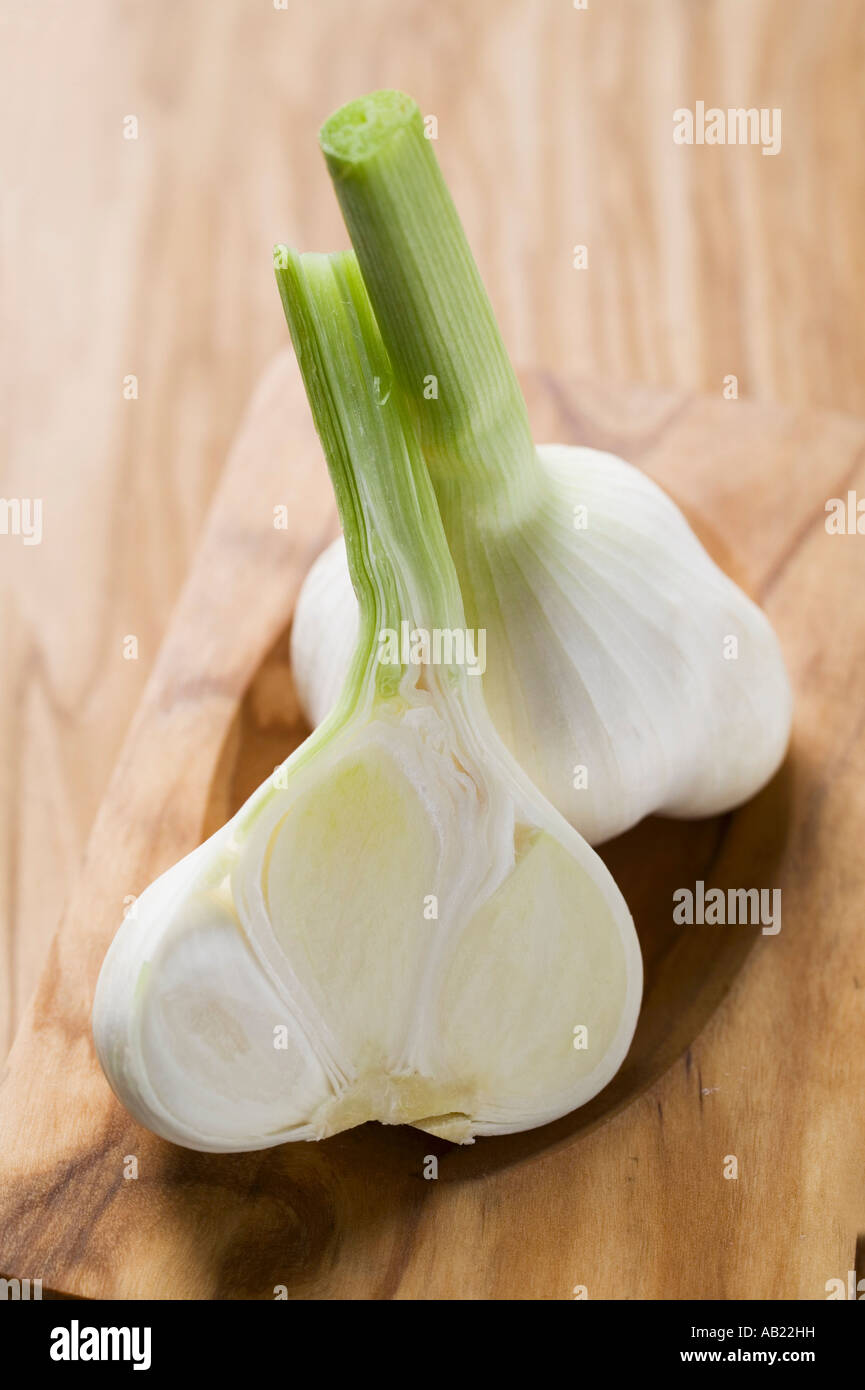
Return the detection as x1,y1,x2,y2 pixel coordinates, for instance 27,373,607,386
1,0,864,1299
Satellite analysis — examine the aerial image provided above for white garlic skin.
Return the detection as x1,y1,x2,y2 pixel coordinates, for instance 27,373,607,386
291,445,793,845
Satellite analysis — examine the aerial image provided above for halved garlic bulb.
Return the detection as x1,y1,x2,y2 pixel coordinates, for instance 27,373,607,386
92,250,642,1151
94,674,641,1149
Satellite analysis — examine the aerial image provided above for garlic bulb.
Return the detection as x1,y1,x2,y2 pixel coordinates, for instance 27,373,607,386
289,90,792,845
93,250,642,1152
291,445,792,845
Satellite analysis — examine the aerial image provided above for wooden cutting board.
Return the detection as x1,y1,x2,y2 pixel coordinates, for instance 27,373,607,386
1,352,864,1300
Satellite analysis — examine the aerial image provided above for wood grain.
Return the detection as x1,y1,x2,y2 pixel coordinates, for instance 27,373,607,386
1,354,864,1299
3,0,865,1059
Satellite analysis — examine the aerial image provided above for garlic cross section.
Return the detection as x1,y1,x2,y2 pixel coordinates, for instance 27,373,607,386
93,251,642,1151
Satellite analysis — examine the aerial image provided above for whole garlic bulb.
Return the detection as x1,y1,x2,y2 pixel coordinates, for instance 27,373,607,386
291,444,793,845
288,89,793,845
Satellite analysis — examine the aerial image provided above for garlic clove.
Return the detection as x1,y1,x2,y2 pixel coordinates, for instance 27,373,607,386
93,833,336,1151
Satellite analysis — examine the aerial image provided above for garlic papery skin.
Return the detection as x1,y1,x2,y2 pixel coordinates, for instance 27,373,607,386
297,90,793,845
291,443,792,845
93,249,642,1153
291,535,358,732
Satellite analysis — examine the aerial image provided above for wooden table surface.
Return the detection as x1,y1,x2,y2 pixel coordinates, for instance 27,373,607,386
1,0,864,1293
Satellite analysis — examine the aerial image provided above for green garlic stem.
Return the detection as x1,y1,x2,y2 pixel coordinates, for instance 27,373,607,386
319,90,540,514
274,246,470,699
